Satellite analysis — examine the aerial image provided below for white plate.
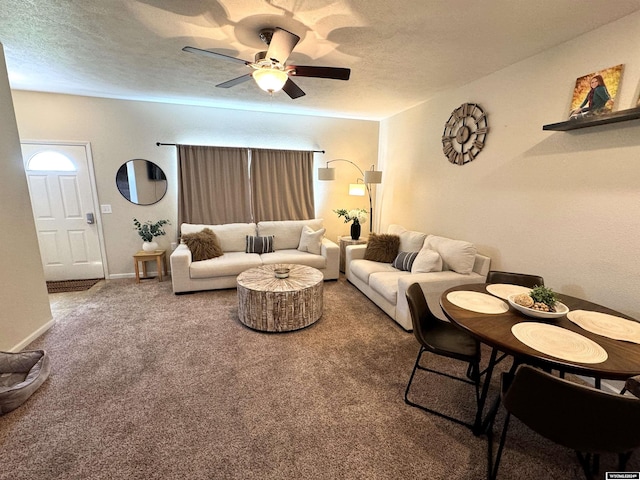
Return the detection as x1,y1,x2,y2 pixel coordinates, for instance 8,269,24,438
507,294,569,319
486,284,531,300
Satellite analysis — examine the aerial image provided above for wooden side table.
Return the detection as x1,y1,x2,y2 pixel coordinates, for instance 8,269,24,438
338,236,368,273
133,250,167,283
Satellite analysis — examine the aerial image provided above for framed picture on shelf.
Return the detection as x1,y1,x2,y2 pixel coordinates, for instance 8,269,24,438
568,64,624,118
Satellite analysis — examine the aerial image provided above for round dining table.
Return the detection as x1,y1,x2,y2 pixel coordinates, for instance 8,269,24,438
440,283,640,433
441,283,640,380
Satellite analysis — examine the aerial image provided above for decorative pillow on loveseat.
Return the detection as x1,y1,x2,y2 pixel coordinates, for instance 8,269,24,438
181,228,224,261
297,225,325,255
364,233,400,263
392,251,419,271
246,235,275,254
411,248,443,273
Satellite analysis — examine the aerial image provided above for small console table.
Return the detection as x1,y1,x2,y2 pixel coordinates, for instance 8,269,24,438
133,249,167,283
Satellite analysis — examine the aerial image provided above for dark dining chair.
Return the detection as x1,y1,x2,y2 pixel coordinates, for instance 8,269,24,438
622,375,640,398
404,282,481,429
487,365,640,480
486,270,544,288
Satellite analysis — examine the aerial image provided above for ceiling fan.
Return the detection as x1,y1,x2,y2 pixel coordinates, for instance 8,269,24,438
182,27,350,99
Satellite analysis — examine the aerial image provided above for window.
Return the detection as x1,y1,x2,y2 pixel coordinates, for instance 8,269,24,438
26,151,76,171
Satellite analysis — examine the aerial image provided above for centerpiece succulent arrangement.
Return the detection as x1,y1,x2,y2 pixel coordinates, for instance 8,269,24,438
513,285,559,312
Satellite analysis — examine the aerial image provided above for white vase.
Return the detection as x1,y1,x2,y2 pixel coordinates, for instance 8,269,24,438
142,241,158,252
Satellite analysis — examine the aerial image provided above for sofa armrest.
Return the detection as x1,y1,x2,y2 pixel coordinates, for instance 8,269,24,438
345,243,367,262
321,237,340,279
344,244,368,282
170,244,192,273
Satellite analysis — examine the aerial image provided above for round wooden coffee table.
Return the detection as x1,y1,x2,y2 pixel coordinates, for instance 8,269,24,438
236,264,324,332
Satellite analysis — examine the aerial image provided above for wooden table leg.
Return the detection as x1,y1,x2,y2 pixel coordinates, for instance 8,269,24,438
156,255,163,282
134,259,140,283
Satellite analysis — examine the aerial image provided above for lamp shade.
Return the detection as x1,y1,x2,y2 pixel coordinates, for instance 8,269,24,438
318,167,336,181
349,183,366,196
364,169,382,184
253,68,288,93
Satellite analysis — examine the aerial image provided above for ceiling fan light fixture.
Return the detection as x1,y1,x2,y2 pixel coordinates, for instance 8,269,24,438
253,68,288,93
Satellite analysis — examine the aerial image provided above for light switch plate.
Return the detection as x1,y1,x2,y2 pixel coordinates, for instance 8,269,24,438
100,204,112,213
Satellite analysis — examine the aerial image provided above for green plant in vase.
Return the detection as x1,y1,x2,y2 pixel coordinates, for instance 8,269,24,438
133,218,170,251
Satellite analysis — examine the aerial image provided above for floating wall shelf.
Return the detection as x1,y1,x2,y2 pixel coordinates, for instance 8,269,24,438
542,106,640,131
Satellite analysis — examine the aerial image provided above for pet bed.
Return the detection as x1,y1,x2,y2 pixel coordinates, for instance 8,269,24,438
0,350,50,414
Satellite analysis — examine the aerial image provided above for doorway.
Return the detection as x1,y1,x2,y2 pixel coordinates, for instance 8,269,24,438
21,142,105,281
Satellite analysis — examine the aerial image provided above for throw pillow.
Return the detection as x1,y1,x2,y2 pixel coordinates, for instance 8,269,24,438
423,235,476,274
411,248,443,273
297,225,325,255
392,251,419,272
363,233,400,263
246,235,275,254
181,228,224,261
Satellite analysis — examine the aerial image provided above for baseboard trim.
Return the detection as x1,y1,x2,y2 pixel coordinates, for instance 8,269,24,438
10,318,56,352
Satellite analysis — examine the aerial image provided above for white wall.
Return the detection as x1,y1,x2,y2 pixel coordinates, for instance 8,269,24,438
12,92,379,278
0,44,52,351
378,11,640,319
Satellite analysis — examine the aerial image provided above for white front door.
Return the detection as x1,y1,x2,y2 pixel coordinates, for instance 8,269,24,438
22,142,104,281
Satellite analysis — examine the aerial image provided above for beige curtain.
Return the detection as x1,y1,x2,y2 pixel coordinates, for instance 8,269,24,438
250,149,315,221
178,145,251,225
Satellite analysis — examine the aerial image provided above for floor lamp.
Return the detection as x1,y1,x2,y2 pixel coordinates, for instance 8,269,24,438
317,159,383,233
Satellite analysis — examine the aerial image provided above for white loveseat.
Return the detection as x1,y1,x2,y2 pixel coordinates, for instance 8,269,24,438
345,225,491,331
171,219,339,293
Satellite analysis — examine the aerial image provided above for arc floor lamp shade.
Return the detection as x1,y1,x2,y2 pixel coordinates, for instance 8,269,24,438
317,160,382,232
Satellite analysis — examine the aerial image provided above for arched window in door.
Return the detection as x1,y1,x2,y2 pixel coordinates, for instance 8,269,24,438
26,151,76,171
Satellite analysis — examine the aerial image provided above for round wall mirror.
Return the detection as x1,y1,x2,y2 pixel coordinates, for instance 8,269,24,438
116,159,167,205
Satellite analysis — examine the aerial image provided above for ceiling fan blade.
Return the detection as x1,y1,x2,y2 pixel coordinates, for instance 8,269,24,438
265,27,300,64
289,65,351,81
182,46,250,66
282,78,305,99
216,74,253,88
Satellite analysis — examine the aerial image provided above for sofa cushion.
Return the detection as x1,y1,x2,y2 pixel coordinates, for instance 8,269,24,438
364,233,400,263
181,228,224,261
297,225,325,255
369,271,412,304
246,235,274,254
189,252,262,278
257,219,324,250
411,248,443,273
261,250,327,269
392,251,418,272
181,223,256,252
387,224,428,252
424,235,476,274
350,258,398,284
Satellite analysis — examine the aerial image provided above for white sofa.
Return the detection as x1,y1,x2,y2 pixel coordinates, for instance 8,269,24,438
345,225,491,331
171,219,339,293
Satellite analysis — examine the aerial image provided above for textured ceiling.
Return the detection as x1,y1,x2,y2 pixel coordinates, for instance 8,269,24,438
2,0,640,120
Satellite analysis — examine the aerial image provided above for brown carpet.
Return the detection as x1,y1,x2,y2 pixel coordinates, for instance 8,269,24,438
1,277,637,479
46,278,102,294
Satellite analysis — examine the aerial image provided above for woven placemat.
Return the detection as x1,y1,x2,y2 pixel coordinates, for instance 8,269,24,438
567,310,640,344
46,278,102,294
511,322,608,364
486,283,531,300
446,291,509,314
